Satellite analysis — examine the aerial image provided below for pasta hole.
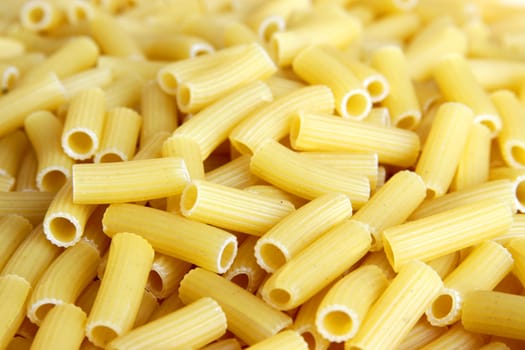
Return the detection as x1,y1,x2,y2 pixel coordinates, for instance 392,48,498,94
177,85,191,109
301,331,316,350
147,270,163,295
230,273,249,290
28,6,46,24
510,145,525,167
230,139,253,156
260,243,287,271
367,79,385,100
67,131,94,156
180,183,198,214
270,37,281,63
219,240,236,272
323,310,354,336
261,19,282,42
515,179,525,209
3,69,18,91
160,72,178,92
41,170,67,192
396,114,418,129
35,303,55,322
269,288,291,306
99,153,123,163
90,326,118,347
50,217,77,243
345,93,369,118
289,114,302,149
425,188,437,200
431,294,454,319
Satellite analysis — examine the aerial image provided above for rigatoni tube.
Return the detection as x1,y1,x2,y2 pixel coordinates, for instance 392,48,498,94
0,274,32,350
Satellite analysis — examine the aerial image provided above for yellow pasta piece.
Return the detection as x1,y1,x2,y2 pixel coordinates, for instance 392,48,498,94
133,289,159,328
490,167,525,212
73,157,189,204
353,170,426,251
8,26,66,55
139,80,177,147
414,80,442,113
255,192,352,273
30,303,86,350
95,107,142,162
205,154,260,189
7,335,32,350
134,131,170,160
0,72,66,138
264,75,305,98
0,191,54,225
103,74,144,109
244,184,307,209
397,318,447,350
0,215,32,271
292,45,371,120
90,13,143,59
0,275,31,350
230,85,334,155
419,322,485,350
62,87,106,160
1,225,62,287
24,110,73,192
180,13,234,49
245,330,308,350
426,240,513,327
450,123,491,191
433,53,501,137
223,236,267,293
0,37,25,59
102,203,237,273
345,261,443,350
145,34,214,61
179,267,292,345
107,297,227,350
290,112,420,167
491,90,525,168
383,199,513,272
261,220,371,310
316,265,389,342
86,232,154,348
76,279,100,316
0,173,14,192
0,130,28,182
147,253,192,299
65,0,94,24
162,135,204,192
363,12,420,42
15,147,38,192
80,205,110,256
180,179,295,236
507,238,525,288
426,251,460,280
147,290,185,323
0,63,19,94
462,290,525,340
340,59,390,104
98,55,167,81
61,67,113,100
200,338,243,350
415,102,474,198
250,139,370,207
292,287,331,350
20,0,65,32
27,240,100,325
360,250,396,281
468,58,525,91
477,342,512,350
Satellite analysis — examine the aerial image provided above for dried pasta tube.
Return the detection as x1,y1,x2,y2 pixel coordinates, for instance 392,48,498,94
245,330,308,350
292,45,371,120
103,74,143,109
224,21,259,47
290,112,420,167
0,192,54,225
260,220,371,310
179,267,292,345
0,63,19,94
0,130,28,183
99,56,166,81
230,85,334,155
147,253,192,299
397,318,447,350
107,297,227,350
491,90,525,168
140,80,177,147
133,289,158,328
370,45,421,129
76,279,100,315
95,107,142,162
145,34,214,61
433,53,501,137
507,238,525,288
86,232,154,348
205,155,260,189
1,225,62,287
162,135,204,181
65,0,94,24
462,290,525,341
0,72,66,138
27,240,100,325
264,75,305,97
490,167,525,212
360,250,396,281
20,0,65,32
366,0,418,15
426,240,513,327
316,265,389,342
382,199,513,272
292,288,331,350
15,147,38,192
180,180,295,236
363,12,420,43
0,215,32,271
62,87,106,160
419,323,485,350
62,67,112,99
31,303,86,350
102,203,237,274
345,261,443,350
353,170,426,251
0,275,31,350
147,291,185,322
244,185,307,209
415,102,474,198
426,251,460,280
24,110,73,192
255,192,352,273
134,131,169,160
469,58,525,91
90,13,143,59
0,37,25,59
250,139,370,207
72,157,189,204
223,236,267,293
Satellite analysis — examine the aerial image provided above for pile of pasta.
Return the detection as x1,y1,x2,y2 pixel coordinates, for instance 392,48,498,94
1,0,525,349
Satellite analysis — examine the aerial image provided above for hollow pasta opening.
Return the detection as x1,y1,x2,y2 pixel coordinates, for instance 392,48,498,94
259,242,287,272
515,178,525,211
99,153,123,163
344,92,370,119
301,331,317,350
41,170,67,192
289,113,302,149
147,270,164,296
366,78,387,102
27,5,46,25
510,144,525,167
90,325,118,347
219,240,237,273
322,310,354,336
396,112,420,130
431,293,454,319
230,273,250,290
269,288,291,307
35,302,55,323
49,217,77,244
229,138,253,156
67,131,95,156
180,183,198,215
260,17,284,43
177,85,191,110
159,72,178,93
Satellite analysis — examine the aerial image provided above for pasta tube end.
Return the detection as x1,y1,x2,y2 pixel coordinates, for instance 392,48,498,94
44,213,82,247
316,304,360,342
36,166,69,193
255,238,291,273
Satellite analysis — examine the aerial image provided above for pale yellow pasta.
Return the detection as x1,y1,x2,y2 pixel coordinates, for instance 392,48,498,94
245,330,308,350
292,287,331,350
426,240,514,327
0,275,31,350
223,236,267,293
0,63,19,93
1,225,62,287
363,12,420,42
8,26,66,55
140,80,177,147
450,123,491,191
180,179,295,236
244,185,307,209
176,43,276,113
133,289,159,328
14,147,37,192
147,290,185,323
76,279,100,315
94,107,142,162
264,75,305,97
0,72,66,138
103,74,144,109
0,130,28,182
62,87,106,160
292,45,371,120
345,261,443,350
468,58,525,91
261,220,371,310
72,157,189,204
102,203,237,273
65,0,94,24
98,56,167,80
7,335,32,350
415,102,474,198
86,232,154,348
230,85,334,155
0,174,14,192
290,112,420,167
507,238,525,288
205,154,260,189
180,13,234,48
180,267,292,345
426,251,460,280
134,131,170,160
27,240,99,325
360,250,396,281
20,0,65,32
250,139,370,207
462,290,525,340
491,90,525,168
145,34,214,61
397,318,447,350
433,53,501,137
490,167,525,212
477,342,512,350
80,206,110,256
316,265,389,342
61,67,113,100
90,13,143,59
223,21,259,47
107,297,227,350
414,80,441,113
0,191,54,225
352,170,426,251
383,199,513,272
255,192,352,273
0,215,32,271
200,338,243,350
24,110,73,192
147,253,192,299
419,323,485,350
0,37,25,59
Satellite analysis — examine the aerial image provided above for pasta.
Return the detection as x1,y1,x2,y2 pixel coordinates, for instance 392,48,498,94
0,130,28,187
0,274,31,350
147,253,192,299
419,323,485,350
223,236,267,293
90,12,143,59
205,154,260,189
0,191,54,225
0,215,32,271
61,67,113,99
245,330,308,350
397,318,447,350
20,0,65,32
507,237,525,287
292,287,331,350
